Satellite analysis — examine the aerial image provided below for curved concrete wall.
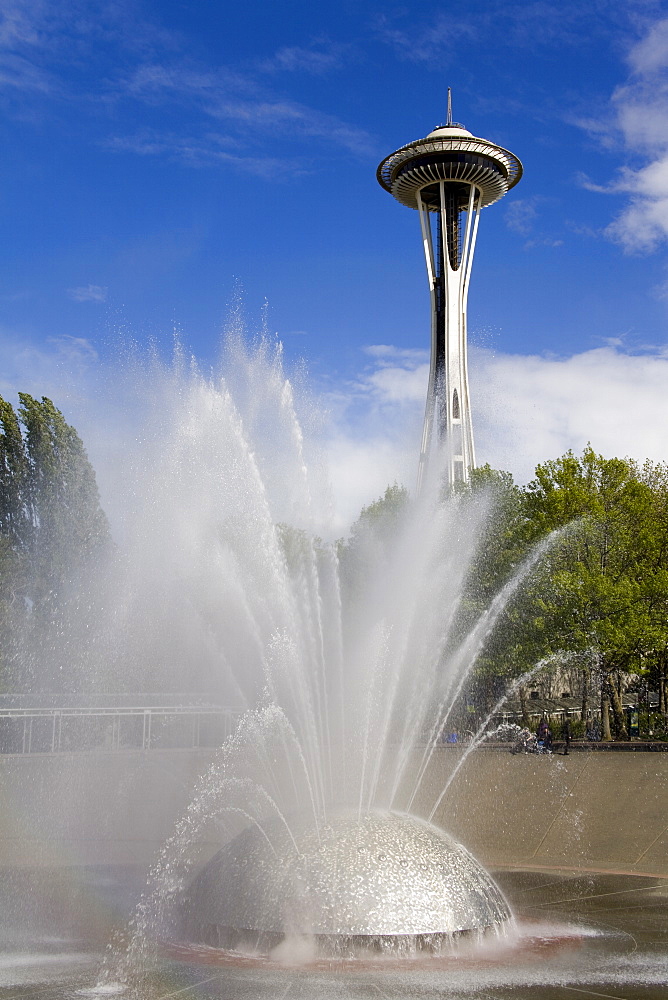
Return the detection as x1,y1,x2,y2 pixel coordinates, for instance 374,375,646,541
0,747,666,876
427,748,668,877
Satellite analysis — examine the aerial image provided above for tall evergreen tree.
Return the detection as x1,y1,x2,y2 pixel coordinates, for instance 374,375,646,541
0,398,29,547
18,394,109,607
0,394,110,691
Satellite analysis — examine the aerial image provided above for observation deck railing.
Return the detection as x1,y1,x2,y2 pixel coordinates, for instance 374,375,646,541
0,702,241,755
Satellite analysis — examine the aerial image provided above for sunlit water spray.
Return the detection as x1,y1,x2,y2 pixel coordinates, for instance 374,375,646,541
85,320,564,983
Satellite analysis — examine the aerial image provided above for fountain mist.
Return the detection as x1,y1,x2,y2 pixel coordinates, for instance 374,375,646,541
91,319,542,975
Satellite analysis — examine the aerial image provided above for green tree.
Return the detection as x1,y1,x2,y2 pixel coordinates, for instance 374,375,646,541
346,483,411,547
459,464,532,602
0,394,110,690
337,483,410,605
18,394,109,610
0,399,30,546
454,450,668,739
516,446,668,738
451,466,544,716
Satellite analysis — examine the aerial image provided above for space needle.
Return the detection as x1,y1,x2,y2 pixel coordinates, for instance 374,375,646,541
377,93,522,491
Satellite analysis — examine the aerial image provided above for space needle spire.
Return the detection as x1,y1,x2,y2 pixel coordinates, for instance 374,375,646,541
377,98,522,491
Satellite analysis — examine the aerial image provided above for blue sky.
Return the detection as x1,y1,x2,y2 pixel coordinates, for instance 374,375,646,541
2,0,668,524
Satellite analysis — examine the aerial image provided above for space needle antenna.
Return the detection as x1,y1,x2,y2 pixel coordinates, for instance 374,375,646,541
377,103,522,492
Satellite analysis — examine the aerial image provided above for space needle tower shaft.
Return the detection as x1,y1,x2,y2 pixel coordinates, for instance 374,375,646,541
377,94,522,491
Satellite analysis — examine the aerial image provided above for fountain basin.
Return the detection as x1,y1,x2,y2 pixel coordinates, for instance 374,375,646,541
185,810,511,952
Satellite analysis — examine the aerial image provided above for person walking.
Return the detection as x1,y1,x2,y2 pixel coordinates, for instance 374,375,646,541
562,716,571,755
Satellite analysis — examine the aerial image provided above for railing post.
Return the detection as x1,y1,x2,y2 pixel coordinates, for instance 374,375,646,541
143,710,151,750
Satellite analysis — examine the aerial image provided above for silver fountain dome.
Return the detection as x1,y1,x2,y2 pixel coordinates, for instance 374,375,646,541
186,811,511,954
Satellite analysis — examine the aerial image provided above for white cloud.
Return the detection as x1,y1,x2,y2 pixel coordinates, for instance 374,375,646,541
585,16,668,253
116,62,376,159
1,327,666,537
67,284,108,303
0,329,99,404
605,183,668,253
374,13,476,64
470,345,668,482
264,41,347,75
0,0,175,100
504,197,563,248
363,344,428,364
626,17,668,75
322,343,668,524
505,199,538,236
0,51,52,92
104,131,307,178
0,3,375,165
374,3,621,65
357,360,428,404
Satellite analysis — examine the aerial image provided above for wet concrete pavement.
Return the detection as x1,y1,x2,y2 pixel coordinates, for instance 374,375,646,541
0,868,666,999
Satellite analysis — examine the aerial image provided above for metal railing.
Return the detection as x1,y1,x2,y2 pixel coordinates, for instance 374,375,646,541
0,704,241,755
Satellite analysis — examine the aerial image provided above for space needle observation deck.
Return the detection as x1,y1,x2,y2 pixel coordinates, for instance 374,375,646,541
377,95,522,491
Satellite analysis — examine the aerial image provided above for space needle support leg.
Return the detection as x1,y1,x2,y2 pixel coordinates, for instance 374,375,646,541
439,181,457,487
416,184,481,493
416,193,438,495
460,184,477,279
460,186,481,472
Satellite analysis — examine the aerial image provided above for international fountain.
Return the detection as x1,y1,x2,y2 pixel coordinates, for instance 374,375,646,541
0,319,666,1000
135,108,526,963
97,326,531,977
0,116,667,999
65,327,661,1000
